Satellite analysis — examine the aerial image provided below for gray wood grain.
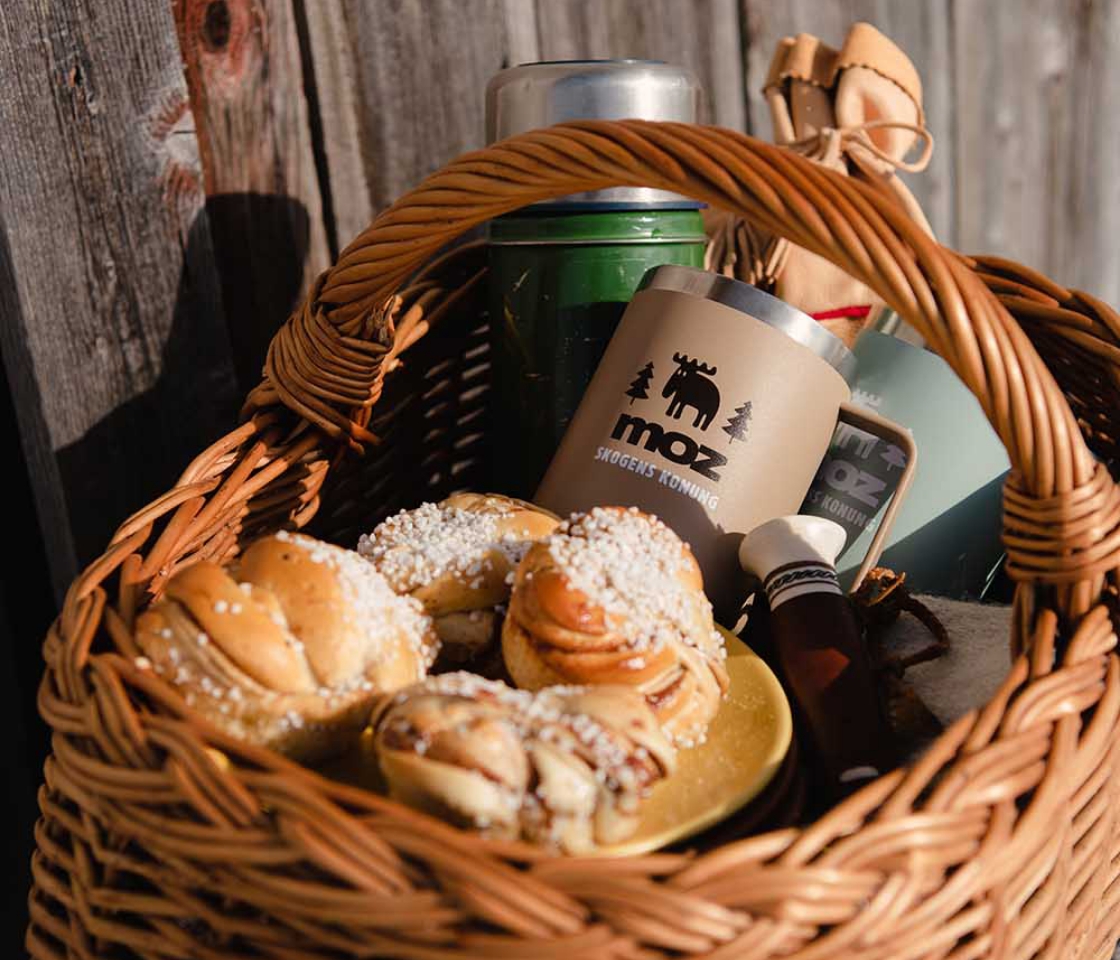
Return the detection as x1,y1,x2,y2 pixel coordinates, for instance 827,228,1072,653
301,0,516,245
9,0,1120,601
741,0,956,244
954,0,1076,279
954,0,1120,306
302,0,747,244
502,0,540,65
533,0,747,130
1063,0,1120,306
0,0,237,596
175,0,331,388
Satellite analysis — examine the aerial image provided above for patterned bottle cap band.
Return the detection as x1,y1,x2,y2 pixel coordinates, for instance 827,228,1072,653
763,560,842,610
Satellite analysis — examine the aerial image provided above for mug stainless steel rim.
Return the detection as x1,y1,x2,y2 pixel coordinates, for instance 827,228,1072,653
637,265,858,385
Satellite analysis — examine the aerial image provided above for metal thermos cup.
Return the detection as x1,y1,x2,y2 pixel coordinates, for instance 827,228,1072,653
485,60,707,496
800,311,1010,597
535,266,917,623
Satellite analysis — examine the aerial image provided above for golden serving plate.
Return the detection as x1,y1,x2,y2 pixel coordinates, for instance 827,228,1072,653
321,626,792,856
598,626,792,856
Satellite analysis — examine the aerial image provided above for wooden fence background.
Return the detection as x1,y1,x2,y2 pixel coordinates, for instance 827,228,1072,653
6,0,1120,600
2,0,1119,942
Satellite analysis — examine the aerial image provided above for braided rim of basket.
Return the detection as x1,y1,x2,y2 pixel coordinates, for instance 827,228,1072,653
30,121,1120,959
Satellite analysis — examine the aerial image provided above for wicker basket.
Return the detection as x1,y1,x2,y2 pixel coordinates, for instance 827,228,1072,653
28,121,1120,960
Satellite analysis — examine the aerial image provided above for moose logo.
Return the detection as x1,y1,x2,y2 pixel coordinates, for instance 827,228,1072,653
663,353,721,430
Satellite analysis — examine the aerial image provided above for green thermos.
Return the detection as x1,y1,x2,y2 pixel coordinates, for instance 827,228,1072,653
485,60,708,496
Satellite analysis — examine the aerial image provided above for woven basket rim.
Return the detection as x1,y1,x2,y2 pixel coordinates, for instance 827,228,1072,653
29,120,1120,960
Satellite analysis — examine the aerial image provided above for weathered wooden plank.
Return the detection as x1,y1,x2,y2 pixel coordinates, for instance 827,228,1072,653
174,0,331,388
300,0,746,243
501,0,541,65
741,0,956,244
301,0,516,245
0,0,238,596
955,0,1120,306
1059,0,1120,306
953,0,1076,279
0,356,55,950
2,582,40,948
533,0,748,130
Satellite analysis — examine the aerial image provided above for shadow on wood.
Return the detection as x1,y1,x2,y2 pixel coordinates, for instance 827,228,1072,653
50,214,236,570
0,364,54,955
53,193,313,570
205,193,314,390
2,191,311,953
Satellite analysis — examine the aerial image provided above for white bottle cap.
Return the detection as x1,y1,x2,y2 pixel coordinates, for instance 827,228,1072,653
739,516,848,609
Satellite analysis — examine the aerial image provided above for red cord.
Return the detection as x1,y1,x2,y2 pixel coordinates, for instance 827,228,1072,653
811,305,872,321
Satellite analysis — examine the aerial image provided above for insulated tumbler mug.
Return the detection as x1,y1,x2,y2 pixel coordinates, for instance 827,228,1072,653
535,265,917,622
800,310,1009,597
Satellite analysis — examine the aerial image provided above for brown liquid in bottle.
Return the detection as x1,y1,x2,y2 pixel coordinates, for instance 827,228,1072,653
740,516,895,796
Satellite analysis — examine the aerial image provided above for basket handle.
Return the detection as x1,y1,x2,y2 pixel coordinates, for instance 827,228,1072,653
257,119,1117,619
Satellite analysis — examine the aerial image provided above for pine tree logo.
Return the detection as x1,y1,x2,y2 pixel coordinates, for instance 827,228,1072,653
625,361,655,404
722,401,752,442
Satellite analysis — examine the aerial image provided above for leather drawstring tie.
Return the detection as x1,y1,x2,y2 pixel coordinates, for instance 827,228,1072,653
789,120,935,174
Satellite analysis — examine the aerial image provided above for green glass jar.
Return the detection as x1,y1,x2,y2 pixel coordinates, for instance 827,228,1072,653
488,208,707,496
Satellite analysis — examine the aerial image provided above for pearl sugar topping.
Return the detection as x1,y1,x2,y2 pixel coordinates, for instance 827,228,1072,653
357,500,533,593
546,507,724,658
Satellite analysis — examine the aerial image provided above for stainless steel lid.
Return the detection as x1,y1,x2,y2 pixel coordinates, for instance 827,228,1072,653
485,60,702,207
638,265,858,385
868,307,927,349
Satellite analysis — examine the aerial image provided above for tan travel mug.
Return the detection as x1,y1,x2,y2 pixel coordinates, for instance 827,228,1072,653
535,265,916,622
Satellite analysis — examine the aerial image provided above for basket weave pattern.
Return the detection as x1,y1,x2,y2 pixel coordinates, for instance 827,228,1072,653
28,121,1120,959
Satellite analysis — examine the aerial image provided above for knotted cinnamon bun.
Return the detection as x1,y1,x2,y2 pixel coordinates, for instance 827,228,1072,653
503,507,729,746
358,493,559,668
136,532,438,761
371,672,675,852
